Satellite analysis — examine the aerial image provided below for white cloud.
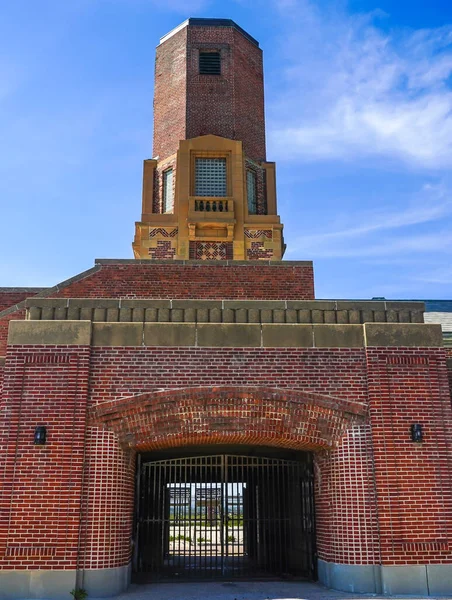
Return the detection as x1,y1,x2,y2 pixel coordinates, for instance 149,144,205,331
288,182,452,258
268,1,452,169
411,266,452,285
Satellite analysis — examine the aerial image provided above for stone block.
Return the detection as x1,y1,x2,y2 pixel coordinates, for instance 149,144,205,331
209,308,222,322
67,307,80,320
224,300,285,309
144,323,196,346
41,307,55,320
8,320,91,346
262,324,313,347
145,308,158,322
248,309,260,323
287,301,335,310
364,323,443,347
170,309,184,322
381,565,428,595
313,325,364,347
260,309,273,323
119,308,132,322
273,309,286,323
157,308,170,322
28,306,41,320
122,299,171,309
426,564,452,595
80,307,93,320
92,323,143,347
93,308,106,322
197,324,261,347
172,300,221,309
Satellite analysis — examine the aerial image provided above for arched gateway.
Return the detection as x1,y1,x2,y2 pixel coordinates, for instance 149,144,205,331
0,16,451,600
89,386,366,452
88,386,365,582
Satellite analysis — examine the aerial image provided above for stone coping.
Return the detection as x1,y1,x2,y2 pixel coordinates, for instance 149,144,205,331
25,298,424,325
94,258,313,266
8,321,443,348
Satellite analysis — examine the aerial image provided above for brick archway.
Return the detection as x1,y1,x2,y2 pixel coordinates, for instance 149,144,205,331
89,386,366,452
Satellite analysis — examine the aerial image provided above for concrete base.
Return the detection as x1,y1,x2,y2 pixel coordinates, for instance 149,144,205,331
82,563,131,597
318,559,382,594
0,570,76,599
0,564,131,599
318,559,452,596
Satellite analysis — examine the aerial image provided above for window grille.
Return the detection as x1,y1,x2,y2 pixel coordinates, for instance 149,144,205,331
199,52,221,75
162,168,174,213
195,158,227,197
247,169,257,214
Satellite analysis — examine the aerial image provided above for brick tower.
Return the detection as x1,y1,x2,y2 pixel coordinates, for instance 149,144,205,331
133,18,284,261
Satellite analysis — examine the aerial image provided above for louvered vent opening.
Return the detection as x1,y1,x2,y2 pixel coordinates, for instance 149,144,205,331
199,52,221,75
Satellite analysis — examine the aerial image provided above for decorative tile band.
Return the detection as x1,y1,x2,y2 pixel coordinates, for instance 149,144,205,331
149,228,178,238
189,241,233,261
245,229,272,239
247,242,274,260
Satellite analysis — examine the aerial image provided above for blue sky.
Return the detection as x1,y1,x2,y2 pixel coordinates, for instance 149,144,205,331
1,0,452,299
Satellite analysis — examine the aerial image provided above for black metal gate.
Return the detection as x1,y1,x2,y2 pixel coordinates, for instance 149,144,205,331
134,454,316,581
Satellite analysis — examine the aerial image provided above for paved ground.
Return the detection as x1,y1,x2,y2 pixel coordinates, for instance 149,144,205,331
86,580,450,600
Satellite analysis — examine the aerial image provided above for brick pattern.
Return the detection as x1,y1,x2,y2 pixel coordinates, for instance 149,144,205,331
189,241,233,260
148,240,176,260
149,228,178,238
366,347,452,564
244,229,272,239
0,346,90,569
88,347,368,406
79,427,135,569
247,241,274,260
315,424,381,565
90,386,365,452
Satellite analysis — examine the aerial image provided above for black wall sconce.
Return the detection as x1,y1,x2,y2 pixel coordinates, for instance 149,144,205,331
34,426,47,445
411,423,423,443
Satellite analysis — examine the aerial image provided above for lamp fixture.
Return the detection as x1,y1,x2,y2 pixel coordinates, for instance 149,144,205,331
410,423,423,443
34,426,47,445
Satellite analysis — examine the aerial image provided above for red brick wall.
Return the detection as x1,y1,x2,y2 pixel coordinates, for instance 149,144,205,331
0,359,4,399
186,26,266,162
1,341,451,572
0,346,90,570
88,347,367,405
367,348,452,565
0,310,26,357
79,427,135,570
47,263,315,300
153,27,188,162
0,290,43,313
315,424,381,565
